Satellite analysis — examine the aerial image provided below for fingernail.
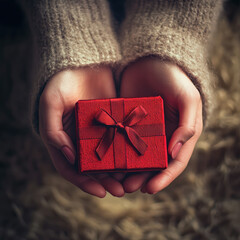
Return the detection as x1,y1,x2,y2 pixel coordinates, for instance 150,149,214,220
171,142,183,159
61,146,75,164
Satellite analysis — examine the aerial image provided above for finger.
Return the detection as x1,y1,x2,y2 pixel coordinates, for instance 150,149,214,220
145,135,196,194
110,172,127,181
39,94,76,164
48,145,106,198
168,94,201,159
146,103,203,194
141,187,147,193
94,174,125,197
140,174,156,193
123,172,153,193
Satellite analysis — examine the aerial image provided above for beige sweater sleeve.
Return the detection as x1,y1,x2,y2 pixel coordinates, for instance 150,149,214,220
119,0,223,123
22,0,121,132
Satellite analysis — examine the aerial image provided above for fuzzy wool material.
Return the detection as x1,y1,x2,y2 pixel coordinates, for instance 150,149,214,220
21,0,223,132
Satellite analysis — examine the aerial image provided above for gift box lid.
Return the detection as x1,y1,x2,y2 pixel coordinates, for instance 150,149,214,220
75,96,168,173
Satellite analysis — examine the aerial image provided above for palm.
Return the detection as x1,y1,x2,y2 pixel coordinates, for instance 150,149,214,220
39,67,125,197
120,60,182,141
120,58,203,194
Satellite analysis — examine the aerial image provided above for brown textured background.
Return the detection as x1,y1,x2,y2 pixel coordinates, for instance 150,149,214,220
0,1,240,239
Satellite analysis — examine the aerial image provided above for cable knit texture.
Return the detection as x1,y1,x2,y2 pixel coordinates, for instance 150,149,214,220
119,0,223,124
22,0,122,133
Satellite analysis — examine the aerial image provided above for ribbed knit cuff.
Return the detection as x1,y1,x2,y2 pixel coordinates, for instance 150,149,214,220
22,0,122,133
119,0,223,124
29,0,121,79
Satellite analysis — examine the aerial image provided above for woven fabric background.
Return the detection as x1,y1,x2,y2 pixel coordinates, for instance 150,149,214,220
0,1,239,239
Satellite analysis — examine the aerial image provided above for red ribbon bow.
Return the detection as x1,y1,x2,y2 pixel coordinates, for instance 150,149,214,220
95,105,148,160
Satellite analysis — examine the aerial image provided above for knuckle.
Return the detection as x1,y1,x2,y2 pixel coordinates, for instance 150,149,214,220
186,126,196,137
163,169,174,180
162,160,187,182
175,158,188,170
180,125,196,139
43,130,58,146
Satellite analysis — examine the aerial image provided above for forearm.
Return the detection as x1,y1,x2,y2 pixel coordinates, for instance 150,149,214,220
23,0,121,80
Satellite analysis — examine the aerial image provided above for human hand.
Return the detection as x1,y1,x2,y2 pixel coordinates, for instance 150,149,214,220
120,58,203,194
39,66,125,198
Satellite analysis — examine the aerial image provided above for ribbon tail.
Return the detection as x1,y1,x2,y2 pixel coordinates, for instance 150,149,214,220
96,128,115,160
125,126,148,155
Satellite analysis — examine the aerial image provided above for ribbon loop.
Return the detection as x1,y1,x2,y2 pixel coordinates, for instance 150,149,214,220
95,109,116,126
123,105,148,126
95,105,148,160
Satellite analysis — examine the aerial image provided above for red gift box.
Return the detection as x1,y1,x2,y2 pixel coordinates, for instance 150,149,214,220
75,96,168,173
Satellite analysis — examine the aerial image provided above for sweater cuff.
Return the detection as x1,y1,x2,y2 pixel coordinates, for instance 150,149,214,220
28,0,121,80
119,0,223,124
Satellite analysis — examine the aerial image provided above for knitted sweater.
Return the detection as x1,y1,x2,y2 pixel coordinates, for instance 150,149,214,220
118,0,223,123
22,0,223,132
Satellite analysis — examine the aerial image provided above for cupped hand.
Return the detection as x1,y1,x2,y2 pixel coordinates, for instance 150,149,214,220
39,66,125,198
120,58,203,194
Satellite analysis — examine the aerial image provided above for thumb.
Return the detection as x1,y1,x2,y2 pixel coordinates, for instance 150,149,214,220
39,95,76,165
168,95,200,159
